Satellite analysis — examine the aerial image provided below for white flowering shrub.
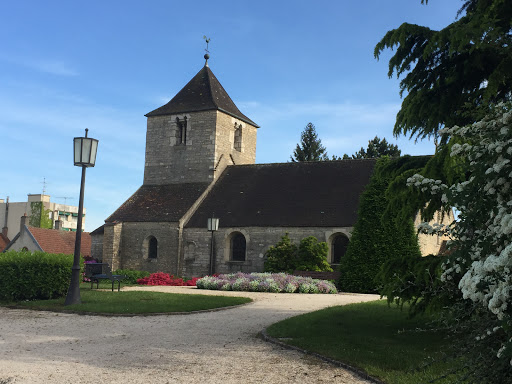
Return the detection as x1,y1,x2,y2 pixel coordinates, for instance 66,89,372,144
407,103,512,375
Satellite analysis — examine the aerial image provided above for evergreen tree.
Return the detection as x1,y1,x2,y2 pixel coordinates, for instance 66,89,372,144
290,123,329,162
342,136,401,159
338,157,421,293
374,0,512,141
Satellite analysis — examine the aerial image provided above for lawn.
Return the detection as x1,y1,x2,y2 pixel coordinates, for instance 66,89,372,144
266,300,458,384
10,289,252,314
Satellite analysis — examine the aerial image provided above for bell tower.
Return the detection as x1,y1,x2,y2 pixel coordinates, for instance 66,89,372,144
143,54,259,186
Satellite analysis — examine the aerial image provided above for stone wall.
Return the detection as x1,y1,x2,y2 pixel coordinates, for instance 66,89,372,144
111,222,181,275
143,111,217,185
181,226,352,277
91,233,103,261
143,111,258,185
213,112,257,175
102,222,123,270
415,209,454,256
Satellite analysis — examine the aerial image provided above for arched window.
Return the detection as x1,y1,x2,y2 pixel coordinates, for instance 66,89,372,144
231,232,246,261
148,236,158,259
331,234,349,264
234,123,242,152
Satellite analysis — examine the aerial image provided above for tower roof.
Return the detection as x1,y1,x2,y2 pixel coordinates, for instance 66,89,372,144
145,65,259,127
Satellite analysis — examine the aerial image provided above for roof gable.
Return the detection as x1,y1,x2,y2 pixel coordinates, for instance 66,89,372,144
186,159,376,228
145,65,258,127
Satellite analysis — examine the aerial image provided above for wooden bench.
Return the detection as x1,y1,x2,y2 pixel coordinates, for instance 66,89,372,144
292,270,341,281
84,263,124,292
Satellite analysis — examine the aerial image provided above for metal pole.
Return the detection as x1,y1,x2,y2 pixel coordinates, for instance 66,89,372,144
209,230,214,275
64,165,86,306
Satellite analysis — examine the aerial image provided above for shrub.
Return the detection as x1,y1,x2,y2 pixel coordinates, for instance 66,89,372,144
296,236,331,271
0,250,74,301
263,234,297,273
114,269,150,284
136,272,198,286
264,234,332,273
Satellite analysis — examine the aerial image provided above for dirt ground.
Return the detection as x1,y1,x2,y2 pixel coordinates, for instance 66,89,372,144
0,286,380,384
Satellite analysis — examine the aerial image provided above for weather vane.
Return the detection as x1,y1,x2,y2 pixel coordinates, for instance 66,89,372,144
203,35,211,54
203,35,211,66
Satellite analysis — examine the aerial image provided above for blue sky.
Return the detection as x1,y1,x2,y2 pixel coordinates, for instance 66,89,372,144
0,0,463,232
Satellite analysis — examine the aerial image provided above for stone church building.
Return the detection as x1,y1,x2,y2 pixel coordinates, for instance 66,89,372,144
93,56,440,277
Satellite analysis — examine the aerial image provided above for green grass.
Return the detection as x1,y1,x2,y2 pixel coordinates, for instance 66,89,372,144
11,289,251,314
266,300,458,384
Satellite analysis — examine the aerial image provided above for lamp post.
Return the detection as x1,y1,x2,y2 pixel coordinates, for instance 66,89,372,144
65,128,98,306
207,216,219,275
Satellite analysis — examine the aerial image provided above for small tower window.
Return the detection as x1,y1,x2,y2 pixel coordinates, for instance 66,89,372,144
234,123,242,152
176,116,187,145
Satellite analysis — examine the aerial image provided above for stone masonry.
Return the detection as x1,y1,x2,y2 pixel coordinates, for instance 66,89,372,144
144,110,257,185
181,226,353,277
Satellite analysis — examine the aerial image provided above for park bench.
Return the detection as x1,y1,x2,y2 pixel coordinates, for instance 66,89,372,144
292,270,341,281
84,263,124,292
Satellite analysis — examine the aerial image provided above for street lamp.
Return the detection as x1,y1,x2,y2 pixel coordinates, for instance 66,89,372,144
65,128,98,306
207,216,219,275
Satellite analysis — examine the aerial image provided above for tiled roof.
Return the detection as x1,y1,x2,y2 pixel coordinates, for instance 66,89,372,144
0,233,10,252
105,183,210,223
28,227,92,257
186,159,376,228
145,65,259,127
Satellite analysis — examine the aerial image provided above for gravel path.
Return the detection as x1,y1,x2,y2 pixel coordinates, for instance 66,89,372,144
0,286,380,384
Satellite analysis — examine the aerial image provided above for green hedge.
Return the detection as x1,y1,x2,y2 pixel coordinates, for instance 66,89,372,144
0,250,74,301
113,269,150,284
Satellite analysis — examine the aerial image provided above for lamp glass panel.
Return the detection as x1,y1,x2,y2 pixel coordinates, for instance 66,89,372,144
82,139,92,164
89,139,98,166
74,138,81,164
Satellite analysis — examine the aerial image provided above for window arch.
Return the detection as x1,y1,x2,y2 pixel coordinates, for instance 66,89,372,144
143,235,158,260
331,233,349,264
230,232,246,261
148,236,158,259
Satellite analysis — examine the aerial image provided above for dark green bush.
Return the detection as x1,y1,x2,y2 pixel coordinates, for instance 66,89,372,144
376,254,448,315
0,250,74,301
114,269,150,284
296,236,332,272
264,234,332,273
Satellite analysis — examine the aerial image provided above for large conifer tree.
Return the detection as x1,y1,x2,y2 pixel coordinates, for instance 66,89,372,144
290,123,329,162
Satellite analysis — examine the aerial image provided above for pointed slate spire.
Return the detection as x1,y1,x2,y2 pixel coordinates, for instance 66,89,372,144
145,56,258,127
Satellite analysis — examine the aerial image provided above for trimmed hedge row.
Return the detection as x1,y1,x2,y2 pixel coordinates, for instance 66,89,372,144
113,269,150,284
0,250,74,301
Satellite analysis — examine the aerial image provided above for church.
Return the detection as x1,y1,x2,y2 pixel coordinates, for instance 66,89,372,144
93,54,437,277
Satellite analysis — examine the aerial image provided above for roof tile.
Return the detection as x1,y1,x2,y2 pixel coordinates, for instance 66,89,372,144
145,65,258,127
28,227,92,257
186,159,376,228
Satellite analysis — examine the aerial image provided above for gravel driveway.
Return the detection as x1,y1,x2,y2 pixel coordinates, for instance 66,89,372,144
0,286,380,384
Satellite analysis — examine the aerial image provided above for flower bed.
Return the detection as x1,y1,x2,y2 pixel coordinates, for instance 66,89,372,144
196,272,337,294
137,272,199,286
